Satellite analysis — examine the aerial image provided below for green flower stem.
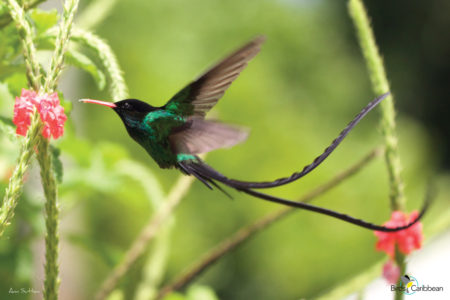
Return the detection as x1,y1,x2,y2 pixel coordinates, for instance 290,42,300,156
0,112,42,237
156,148,381,299
38,1,79,299
348,0,405,212
0,0,46,29
43,0,80,92
1,0,44,237
394,249,406,300
5,0,42,90
71,28,129,100
36,138,60,300
349,1,407,299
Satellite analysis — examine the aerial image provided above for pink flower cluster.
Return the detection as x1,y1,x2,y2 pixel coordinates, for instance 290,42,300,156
374,210,423,258
375,211,423,284
13,89,67,139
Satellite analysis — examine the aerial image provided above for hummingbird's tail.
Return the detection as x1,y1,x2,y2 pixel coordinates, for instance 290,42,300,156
194,93,388,190
178,158,431,232
176,92,431,231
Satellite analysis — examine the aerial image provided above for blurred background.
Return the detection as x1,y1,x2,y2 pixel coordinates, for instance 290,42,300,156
0,0,449,299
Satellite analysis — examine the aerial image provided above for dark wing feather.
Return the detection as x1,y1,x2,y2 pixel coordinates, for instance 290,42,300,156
170,119,249,154
164,36,265,117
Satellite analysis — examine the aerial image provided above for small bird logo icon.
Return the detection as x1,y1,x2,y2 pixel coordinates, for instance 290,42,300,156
401,275,413,289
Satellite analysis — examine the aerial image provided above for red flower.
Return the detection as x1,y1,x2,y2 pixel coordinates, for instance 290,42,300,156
374,210,423,258
12,89,67,139
382,260,400,284
37,92,67,139
13,89,36,136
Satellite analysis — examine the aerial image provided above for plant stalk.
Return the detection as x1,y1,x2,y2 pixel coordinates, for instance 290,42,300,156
348,0,405,212
0,113,42,236
38,0,79,298
348,1,408,299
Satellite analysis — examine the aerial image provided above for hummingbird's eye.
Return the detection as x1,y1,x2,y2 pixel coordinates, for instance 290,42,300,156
124,102,131,110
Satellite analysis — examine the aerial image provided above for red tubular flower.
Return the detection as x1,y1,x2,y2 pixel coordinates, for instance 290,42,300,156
12,89,67,139
37,92,67,139
374,210,423,258
13,89,36,136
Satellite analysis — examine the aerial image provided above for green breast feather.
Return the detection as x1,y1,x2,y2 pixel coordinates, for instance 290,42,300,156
135,110,194,168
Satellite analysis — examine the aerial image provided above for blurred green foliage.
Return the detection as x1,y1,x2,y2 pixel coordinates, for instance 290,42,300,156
0,1,449,299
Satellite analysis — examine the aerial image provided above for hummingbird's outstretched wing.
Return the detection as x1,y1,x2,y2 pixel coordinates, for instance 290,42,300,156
164,36,265,117
169,119,249,154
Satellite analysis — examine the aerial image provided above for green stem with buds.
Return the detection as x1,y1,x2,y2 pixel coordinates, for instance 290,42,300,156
5,0,42,91
43,0,80,93
38,0,79,299
348,0,405,211
0,113,42,236
348,1,408,299
36,138,60,300
72,28,129,100
0,0,46,29
0,0,44,237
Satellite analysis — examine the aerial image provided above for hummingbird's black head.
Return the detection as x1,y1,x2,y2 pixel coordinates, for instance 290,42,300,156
113,99,155,116
81,98,157,130
112,99,157,129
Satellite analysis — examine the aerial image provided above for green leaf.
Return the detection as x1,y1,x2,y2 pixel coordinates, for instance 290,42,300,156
30,9,59,36
0,25,21,74
0,116,16,141
50,145,63,183
0,64,25,81
3,72,28,96
66,49,106,90
0,82,16,140
0,116,14,127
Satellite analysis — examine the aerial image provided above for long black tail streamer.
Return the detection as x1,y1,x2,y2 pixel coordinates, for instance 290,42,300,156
205,93,389,189
178,159,432,232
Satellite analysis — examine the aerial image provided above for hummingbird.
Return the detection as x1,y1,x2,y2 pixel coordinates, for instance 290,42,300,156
81,36,428,231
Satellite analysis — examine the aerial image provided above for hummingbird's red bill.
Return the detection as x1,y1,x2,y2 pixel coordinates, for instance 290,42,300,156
80,99,117,108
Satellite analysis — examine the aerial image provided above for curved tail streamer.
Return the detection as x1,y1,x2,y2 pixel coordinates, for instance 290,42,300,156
177,92,430,231
207,93,389,189
178,158,431,232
